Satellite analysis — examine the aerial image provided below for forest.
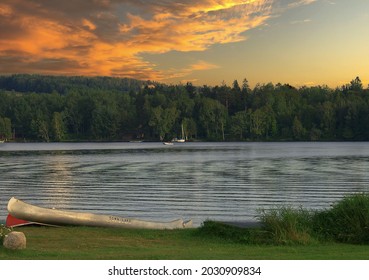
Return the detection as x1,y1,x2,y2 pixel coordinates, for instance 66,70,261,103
0,74,369,142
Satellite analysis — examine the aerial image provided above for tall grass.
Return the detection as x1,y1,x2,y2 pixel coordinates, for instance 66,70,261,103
199,193,369,245
257,193,369,245
258,207,314,245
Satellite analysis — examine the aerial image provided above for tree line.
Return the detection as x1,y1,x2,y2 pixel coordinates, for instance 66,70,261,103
0,74,368,142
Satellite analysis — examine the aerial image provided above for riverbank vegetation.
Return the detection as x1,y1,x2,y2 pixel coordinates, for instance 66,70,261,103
1,194,369,259
2,226,369,260
199,194,369,246
1,74,369,142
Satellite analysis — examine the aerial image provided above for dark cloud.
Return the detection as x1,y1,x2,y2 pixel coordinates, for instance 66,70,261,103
28,58,85,72
0,51,85,75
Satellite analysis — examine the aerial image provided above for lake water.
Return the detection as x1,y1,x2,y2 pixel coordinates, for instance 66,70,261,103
1,142,369,227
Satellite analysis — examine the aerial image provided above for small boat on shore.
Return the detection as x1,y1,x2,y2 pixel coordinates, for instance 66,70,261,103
6,197,192,229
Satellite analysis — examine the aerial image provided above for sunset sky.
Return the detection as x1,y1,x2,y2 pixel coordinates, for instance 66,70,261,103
0,0,368,87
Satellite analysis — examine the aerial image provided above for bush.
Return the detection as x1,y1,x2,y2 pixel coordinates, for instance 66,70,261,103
312,193,369,244
259,193,369,245
197,220,254,244
199,194,369,245
258,206,315,245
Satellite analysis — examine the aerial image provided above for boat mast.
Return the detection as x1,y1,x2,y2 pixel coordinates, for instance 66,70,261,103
181,123,185,140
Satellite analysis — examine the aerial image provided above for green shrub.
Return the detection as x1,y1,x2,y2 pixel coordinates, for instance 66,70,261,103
258,206,315,245
199,194,369,246
312,193,369,244
197,220,255,244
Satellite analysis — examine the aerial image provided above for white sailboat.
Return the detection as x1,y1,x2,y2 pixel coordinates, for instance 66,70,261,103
173,123,185,143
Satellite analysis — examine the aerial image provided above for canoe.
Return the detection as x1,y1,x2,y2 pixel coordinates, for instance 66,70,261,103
7,197,192,229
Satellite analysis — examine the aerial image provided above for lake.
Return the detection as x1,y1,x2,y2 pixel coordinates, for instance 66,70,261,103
1,142,369,227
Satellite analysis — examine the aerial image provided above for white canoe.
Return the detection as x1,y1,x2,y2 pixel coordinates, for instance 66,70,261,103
7,197,192,229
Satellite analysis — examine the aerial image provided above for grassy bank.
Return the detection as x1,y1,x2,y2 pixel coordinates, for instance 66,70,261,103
1,226,369,260
2,193,369,260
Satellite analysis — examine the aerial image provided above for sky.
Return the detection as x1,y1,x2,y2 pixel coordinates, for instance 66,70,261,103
0,0,368,88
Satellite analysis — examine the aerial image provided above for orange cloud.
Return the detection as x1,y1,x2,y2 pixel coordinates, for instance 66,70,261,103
82,19,97,31
150,60,221,82
0,0,310,82
190,61,220,71
288,0,317,9
0,3,12,16
123,0,273,52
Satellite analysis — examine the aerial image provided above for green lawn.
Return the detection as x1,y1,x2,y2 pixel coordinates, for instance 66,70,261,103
1,226,369,260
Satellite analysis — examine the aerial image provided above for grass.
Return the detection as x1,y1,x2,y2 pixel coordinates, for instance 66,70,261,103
1,193,369,260
258,193,369,245
0,227,369,260
1,226,369,260
258,207,314,245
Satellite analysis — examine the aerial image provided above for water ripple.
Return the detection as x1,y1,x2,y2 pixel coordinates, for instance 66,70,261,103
1,142,369,226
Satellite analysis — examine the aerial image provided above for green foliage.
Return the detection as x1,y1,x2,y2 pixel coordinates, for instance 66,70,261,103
258,207,314,245
148,106,179,140
292,117,306,140
0,116,12,139
258,193,369,245
197,97,227,140
0,225,13,243
313,193,369,244
1,74,369,141
230,111,250,139
51,112,66,141
197,220,254,244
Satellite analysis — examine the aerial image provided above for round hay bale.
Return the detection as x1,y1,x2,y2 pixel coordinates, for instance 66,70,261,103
3,231,26,250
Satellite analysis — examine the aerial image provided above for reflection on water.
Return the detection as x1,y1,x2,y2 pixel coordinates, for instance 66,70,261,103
1,142,369,226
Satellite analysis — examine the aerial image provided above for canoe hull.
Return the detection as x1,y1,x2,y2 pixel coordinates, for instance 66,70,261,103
7,197,192,229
